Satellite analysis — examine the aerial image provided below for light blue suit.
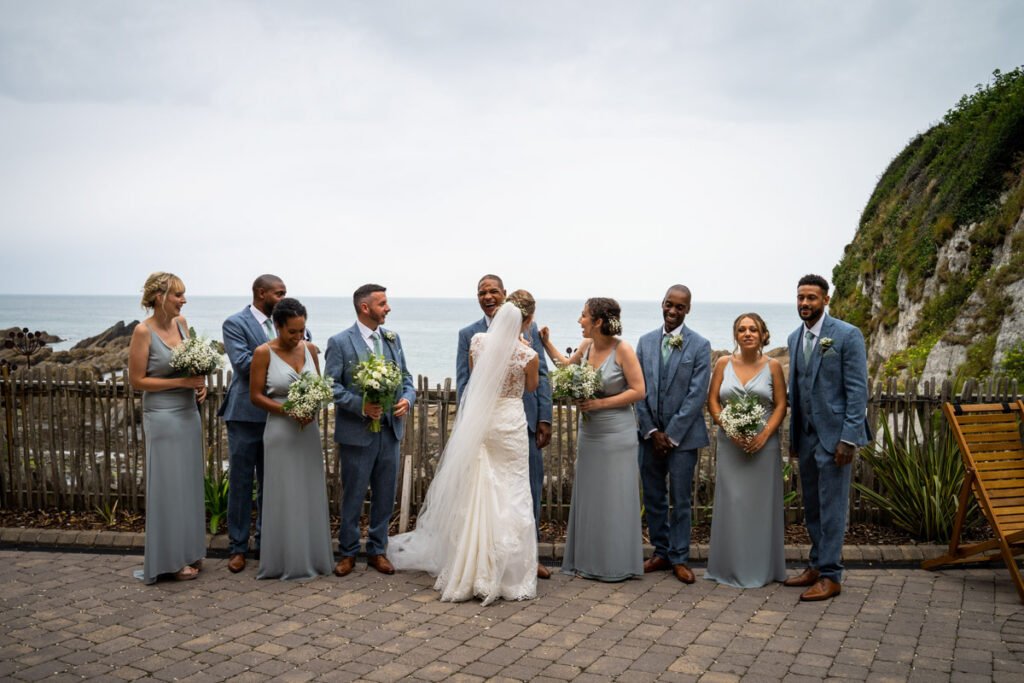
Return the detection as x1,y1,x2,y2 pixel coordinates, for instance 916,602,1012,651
219,307,271,555
636,324,711,565
325,323,416,558
456,318,553,530
788,313,870,582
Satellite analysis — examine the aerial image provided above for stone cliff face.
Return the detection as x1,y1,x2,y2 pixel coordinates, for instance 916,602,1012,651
830,68,1024,382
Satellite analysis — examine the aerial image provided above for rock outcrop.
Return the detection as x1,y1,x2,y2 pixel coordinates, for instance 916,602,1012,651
830,68,1024,382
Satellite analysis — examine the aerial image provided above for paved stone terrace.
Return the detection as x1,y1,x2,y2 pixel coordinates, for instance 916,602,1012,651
2,548,1024,682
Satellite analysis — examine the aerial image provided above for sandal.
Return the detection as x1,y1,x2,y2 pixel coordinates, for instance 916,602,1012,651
173,566,199,581
190,559,204,573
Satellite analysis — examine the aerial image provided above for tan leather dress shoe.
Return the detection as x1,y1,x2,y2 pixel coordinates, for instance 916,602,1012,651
800,577,841,601
333,556,356,577
783,567,820,587
672,564,696,584
227,553,246,573
643,555,671,573
537,563,552,579
367,554,395,575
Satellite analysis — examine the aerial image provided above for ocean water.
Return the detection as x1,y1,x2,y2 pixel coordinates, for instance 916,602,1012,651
0,295,797,381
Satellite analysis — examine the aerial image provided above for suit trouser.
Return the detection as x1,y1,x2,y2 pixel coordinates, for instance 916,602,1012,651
639,440,699,565
338,430,400,558
797,429,852,582
528,428,543,539
226,420,265,555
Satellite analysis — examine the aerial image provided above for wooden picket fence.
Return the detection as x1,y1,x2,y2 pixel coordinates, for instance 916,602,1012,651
0,365,1019,526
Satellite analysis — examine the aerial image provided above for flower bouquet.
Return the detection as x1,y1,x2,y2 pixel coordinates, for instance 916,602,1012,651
719,393,767,442
352,354,405,432
170,328,224,376
282,372,334,427
551,362,602,421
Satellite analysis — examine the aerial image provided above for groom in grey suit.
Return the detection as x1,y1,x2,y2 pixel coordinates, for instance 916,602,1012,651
636,285,711,584
785,274,870,601
219,274,288,574
325,284,416,577
455,274,553,579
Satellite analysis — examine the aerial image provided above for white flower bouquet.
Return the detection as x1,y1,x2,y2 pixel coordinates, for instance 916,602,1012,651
352,354,405,433
719,394,767,442
282,371,334,426
552,362,602,420
170,328,224,376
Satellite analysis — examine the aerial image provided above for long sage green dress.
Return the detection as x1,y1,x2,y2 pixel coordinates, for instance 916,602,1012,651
139,322,206,584
257,344,334,580
704,360,786,588
561,342,644,581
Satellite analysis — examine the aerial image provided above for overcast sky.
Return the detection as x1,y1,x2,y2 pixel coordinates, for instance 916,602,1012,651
1,1,1021,302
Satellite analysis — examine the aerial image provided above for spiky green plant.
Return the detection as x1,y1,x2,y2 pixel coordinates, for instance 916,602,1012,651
204,472,229,535
854,413,981,543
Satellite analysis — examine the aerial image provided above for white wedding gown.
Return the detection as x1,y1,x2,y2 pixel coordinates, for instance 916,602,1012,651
390,332,537,605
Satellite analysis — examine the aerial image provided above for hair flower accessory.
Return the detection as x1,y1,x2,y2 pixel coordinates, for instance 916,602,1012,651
667,334,684,350
607,317,623,335
819,337,834,352
382,330,396,343
506,299,528,318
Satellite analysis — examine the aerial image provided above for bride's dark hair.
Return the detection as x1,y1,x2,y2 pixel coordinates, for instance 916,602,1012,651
585,297,622,336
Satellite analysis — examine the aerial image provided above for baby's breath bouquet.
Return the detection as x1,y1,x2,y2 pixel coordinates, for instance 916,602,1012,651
719,394,767,442
170,328,224,376
352,355,405,433
282,372,334,426
552,362,602,420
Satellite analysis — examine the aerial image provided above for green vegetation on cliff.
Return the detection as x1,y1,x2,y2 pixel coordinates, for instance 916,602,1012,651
831,67,1024,374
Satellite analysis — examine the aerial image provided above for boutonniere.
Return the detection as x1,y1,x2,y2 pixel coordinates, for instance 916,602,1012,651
382,330,397,343
819,337,834,353
667,334,684,350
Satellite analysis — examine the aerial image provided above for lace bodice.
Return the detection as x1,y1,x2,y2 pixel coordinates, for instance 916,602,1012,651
470,333,536,398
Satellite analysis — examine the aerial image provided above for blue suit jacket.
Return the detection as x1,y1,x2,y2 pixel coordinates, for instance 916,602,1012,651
788,314,871,453
455,317,552,431
324,323,416,447
636,324,711,450
219,307,270,423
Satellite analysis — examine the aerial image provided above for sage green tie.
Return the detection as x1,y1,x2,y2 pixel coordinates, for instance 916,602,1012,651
661,335,672,365
371,331,382,356
263,319,275,340
802,330,814,368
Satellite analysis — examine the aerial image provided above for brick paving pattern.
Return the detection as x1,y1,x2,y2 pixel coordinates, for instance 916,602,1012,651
1,548,1023,681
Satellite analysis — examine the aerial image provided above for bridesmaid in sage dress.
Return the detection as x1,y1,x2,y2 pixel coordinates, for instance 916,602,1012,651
705,313,788,588
127,272,207,584
249,298,334,580
541,298,646,582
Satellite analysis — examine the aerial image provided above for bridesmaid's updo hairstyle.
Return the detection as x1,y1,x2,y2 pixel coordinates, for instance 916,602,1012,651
506,289,536,319
586,297,623,336
271,298,307,328
140,272,185,311
732,313,770,350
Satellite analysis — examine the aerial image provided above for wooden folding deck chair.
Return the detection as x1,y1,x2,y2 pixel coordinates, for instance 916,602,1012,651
921,401,1024,602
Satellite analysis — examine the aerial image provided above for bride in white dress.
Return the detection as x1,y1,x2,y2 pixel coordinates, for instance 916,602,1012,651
390,296,540,604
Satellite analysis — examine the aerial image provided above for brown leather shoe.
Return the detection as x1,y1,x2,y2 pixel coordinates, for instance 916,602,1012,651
672,564,696,584
227,553,246,573
537,563,552,580
367,554,395,575
783,567,821,587
800,577,841,601
333,556,356,577
643,555,671,573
